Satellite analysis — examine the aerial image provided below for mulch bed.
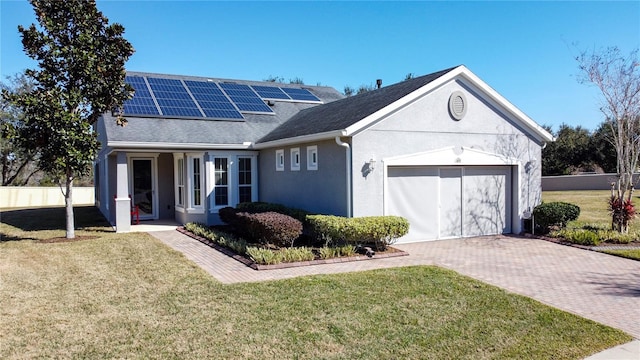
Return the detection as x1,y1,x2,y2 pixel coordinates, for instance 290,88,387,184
176,227,408,271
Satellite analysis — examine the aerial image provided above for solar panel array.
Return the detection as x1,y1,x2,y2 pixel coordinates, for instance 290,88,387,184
122,75,323,120
252,85,321,102
123,76,160,116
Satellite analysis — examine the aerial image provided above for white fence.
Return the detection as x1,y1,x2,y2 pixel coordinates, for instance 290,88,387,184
0,186,95,208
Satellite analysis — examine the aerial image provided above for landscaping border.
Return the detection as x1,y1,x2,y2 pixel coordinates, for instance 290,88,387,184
176,227,409,270
524,233,640,255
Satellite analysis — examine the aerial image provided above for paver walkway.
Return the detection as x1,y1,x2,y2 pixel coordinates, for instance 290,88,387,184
150,230,640,341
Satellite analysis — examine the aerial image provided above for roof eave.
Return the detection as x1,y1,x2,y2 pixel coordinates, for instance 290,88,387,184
253,130,347,149
107,141,253,150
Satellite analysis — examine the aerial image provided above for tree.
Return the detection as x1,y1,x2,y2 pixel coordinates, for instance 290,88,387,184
590,122,618,173
541,124,594,175
1,74,41,186
404,72,415,81
576,47,640,232
2,0,134,238
343,85,355,97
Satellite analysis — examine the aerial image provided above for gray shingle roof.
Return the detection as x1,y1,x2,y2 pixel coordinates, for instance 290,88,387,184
256,66,460,144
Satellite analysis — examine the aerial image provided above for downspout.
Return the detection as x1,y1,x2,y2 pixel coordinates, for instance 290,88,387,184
335,136,352,217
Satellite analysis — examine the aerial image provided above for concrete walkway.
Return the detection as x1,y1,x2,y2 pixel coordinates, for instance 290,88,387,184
150,230,640,358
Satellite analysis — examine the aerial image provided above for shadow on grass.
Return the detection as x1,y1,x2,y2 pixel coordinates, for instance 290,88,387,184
1,206,112,239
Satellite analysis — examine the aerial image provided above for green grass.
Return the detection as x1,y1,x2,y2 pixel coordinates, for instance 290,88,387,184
601,249,640,261
542,190,617,227
542,191,640,260
0,206,632,359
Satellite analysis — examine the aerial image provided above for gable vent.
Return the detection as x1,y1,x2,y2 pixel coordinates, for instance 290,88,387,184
449,91,467,121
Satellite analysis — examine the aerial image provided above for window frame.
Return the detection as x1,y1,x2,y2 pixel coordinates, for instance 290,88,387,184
290,148,300,171
186,153,205,213
213,156,230,209
175,155,185,210
238,157,253,204
276,149,285,171
307,145,318,170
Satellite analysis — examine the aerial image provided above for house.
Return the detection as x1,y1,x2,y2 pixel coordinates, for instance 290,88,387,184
95,65,553,243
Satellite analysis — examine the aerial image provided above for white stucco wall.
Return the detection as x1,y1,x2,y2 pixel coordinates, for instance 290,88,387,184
350,79,544,224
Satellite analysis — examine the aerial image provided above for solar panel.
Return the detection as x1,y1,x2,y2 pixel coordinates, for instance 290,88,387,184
281,87,321,102
219,83,273,113
251,85,291,100
146,77,203,118
123,76,160,116
183,80,244,119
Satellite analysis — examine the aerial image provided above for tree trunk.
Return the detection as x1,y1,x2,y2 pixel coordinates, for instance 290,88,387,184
65,170,75,239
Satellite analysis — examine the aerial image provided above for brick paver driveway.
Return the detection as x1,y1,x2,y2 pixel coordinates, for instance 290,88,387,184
151,231,640,339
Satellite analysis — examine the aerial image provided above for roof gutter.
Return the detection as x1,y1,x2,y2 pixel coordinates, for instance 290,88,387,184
253,130,346,149
107,141,253,150
335,136,352,217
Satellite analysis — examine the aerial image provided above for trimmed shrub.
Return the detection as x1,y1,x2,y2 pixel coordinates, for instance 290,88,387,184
553,229,601,246
236,202,310,223
307,215,409,250
184,222,247,254
218,206,239,226
237,211,303,247
533,202,580,233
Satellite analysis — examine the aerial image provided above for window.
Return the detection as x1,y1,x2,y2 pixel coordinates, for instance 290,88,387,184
307,145,318,170
176,157,185,206
214,158,229,206
276,149,284,171
192,157,202,207
238,157,252,203
291,148,300,171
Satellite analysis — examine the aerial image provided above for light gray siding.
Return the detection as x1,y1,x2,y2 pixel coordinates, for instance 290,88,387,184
351,79,543,227
259,139,348,215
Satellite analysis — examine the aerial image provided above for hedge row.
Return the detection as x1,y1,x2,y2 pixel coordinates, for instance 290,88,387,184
307,215,409,250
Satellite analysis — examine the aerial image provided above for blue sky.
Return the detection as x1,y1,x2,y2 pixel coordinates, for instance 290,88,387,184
1,1,639,132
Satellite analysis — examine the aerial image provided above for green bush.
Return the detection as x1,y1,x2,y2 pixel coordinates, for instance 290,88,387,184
184,222,247,254
595,229,635,244
246,247,280,265
552,229,601,246
307,215,409,250
278,247,315,263
236,202,310,223
318,246,338,259
533,202,580,233
218,206,238,226
237,212,303,248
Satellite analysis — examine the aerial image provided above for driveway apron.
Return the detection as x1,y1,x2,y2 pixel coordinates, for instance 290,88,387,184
150,231,640,339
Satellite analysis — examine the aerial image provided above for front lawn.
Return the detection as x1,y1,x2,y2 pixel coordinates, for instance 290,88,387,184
542,190,639,231
0,207,632,359
601,249,640,261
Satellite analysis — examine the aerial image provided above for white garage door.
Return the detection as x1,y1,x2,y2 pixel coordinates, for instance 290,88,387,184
387,166,512,243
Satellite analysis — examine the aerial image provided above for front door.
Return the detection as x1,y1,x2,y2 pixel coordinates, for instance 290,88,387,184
130,158,156,220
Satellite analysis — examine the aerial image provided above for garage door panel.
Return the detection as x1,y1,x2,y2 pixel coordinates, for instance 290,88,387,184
463,167,511,237
439,168,462,238
388,165,512,243
387,167,438,241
